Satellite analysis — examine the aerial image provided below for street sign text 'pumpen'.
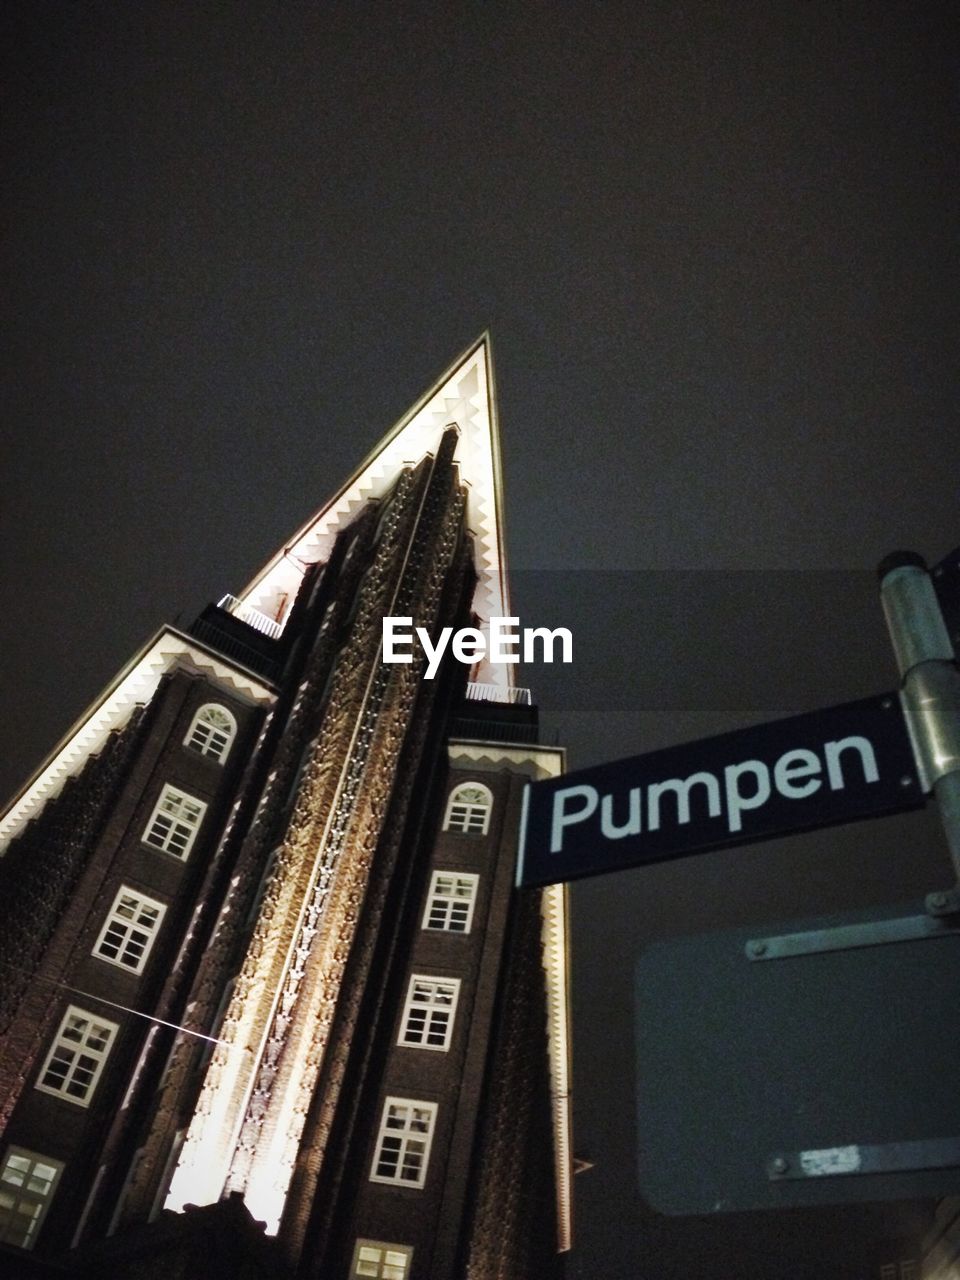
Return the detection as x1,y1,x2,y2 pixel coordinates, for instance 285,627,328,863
516,695,923,889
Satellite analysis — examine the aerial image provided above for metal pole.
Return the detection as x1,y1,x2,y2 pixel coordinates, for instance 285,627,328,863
878,551,960,883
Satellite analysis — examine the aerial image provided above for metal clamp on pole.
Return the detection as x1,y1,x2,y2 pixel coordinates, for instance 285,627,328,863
879,551,960,883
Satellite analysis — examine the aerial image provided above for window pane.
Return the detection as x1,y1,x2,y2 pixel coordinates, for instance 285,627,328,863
94,888,165,974
185,705,236,761
36,1005,118,1107
370,1098,436,1189
0,1149,63,1249
422,873,478,934
143,786,206,860
352,1239,412,1279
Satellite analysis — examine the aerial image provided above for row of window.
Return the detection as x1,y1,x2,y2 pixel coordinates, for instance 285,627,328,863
29,964,460,1132
91,867,477,990
3,778,492,1253
138,776,493,872
0,714,235,1248
26,866,478,1118
347,788,494,1272
0,978,457,1248
26,976,451,1129
350,781,494,1270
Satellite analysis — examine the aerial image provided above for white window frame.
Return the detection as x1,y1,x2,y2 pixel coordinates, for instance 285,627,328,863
442,781,493,835
183,703,237,763
421,871,479,935
142,784,207,860
35,1005,119,1108
93,886,167,974
398,975,461,1052
351,1238,414,1279
0,1146,64,1250
369,1097,437,1189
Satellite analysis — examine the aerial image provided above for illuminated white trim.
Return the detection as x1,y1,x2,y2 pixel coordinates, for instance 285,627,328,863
446,741,565,781
0,628,275,855
236,336,513,690
541,881,573,1253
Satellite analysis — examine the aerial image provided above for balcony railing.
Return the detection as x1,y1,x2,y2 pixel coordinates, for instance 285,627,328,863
191,620,282,682
449,717,540,744
465,681,532,706
217,594,284,640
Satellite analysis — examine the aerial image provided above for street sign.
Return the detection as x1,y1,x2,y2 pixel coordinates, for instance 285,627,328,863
635,899,960,1212
517,694,924,889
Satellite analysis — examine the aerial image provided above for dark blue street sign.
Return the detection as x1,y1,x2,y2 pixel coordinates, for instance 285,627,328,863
516,694,924,889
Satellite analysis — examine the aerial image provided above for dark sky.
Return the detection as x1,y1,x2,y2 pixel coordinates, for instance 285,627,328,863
3,3,959,1276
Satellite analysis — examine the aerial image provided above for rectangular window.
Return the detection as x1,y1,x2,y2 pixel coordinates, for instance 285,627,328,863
398,975,460,1051
370,1097,437,1189
142,784,207,860
352,1239,413,1278
36,1005,118,1107
93,887,166,974
0,1147,63,1250
422,872,478,934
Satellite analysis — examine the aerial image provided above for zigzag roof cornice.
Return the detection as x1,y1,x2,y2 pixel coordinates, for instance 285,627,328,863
0,629,276,854
236,334,513,689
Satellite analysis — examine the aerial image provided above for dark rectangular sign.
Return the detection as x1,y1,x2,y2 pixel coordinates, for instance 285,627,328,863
635,900,960,1212
516,693,923,888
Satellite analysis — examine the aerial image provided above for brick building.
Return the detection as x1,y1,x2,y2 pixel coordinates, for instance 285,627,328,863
0,337,572,1278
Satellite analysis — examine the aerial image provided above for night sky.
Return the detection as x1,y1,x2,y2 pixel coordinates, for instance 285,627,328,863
3,4,959,1276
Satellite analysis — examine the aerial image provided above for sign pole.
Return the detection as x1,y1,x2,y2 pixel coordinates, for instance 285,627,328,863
879,551,960,882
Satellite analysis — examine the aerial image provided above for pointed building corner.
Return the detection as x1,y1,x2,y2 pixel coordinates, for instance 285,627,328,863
1,340,571,1279
236,335,514,689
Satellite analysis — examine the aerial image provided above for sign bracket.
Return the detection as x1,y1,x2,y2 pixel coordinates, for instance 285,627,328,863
745,907,960,961
767,1137,960,1181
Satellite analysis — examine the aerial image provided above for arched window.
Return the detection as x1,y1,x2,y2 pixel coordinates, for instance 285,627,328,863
442,782,493,836
184,704,237,763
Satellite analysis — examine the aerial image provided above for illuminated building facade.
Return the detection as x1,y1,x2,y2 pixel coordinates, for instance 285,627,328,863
0,338,571,1279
